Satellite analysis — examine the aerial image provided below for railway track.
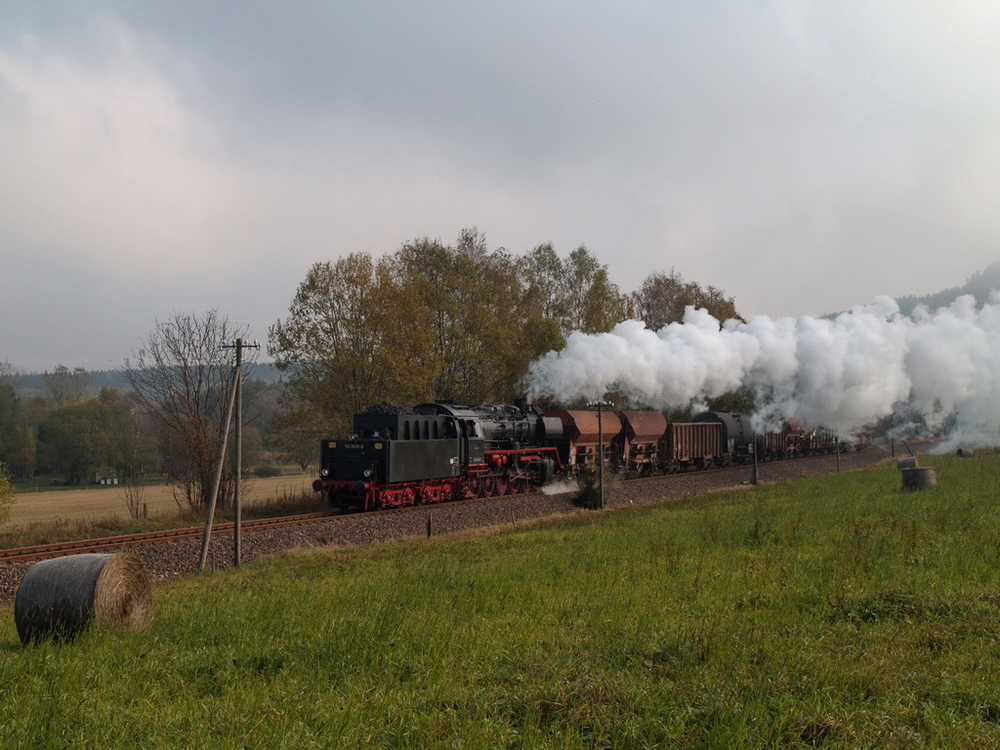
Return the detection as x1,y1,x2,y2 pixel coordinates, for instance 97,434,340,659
0,447,888,567
0,512,332,564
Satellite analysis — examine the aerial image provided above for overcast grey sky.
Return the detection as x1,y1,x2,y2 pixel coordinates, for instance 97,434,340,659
2,1,998,373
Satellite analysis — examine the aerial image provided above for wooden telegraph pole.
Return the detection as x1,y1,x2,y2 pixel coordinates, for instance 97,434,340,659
588,400,612,509
229,338,259,568
198,338,259,571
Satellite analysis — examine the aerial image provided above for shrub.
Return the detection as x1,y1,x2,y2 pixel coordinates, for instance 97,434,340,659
254,464,282,478
0,462,15,525
574,468,603,509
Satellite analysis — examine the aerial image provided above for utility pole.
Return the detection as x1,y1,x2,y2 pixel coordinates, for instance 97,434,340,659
227,338,260,568
197,338,259,571
588,400,613,509
198,367,239,572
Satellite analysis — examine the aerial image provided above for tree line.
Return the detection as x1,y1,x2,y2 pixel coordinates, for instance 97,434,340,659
0,229,739,510
0,359,283,513
268,229,740,442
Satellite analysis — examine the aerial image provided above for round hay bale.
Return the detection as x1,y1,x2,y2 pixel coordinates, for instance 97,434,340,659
901,467,937,492
957,448,976,458
896,457,919,470
14,553,153,645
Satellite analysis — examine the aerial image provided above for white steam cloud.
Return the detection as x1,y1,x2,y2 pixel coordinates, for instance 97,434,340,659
527,295,1000,450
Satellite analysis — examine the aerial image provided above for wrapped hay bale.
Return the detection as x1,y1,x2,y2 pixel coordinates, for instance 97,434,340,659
901,467,937,492
14,553,153,644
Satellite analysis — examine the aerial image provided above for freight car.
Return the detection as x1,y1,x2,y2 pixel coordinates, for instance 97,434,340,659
313,402,863,511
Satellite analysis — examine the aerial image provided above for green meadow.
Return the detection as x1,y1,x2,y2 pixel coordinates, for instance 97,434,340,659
2,453,1000,748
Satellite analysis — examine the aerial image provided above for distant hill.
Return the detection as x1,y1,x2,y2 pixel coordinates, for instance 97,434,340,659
895,262,1000,316
8,362,288,399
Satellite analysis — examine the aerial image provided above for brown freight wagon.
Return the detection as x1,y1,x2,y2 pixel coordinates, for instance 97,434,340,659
612,410,668,476
664,421,724,471
545,409,623,472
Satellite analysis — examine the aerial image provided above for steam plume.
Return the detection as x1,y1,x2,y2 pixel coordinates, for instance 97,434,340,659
527,295,1000,449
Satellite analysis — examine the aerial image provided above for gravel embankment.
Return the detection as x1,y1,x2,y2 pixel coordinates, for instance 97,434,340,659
0,444,898,604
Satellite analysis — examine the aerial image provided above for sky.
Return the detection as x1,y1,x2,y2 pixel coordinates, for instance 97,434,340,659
2,1,999,373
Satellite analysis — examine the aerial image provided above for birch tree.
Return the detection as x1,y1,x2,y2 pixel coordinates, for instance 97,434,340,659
124,310,250,512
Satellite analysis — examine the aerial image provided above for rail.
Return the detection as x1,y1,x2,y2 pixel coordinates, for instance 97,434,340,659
0,512,332,564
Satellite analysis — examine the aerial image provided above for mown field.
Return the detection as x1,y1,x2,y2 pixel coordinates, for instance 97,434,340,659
1,452,999,747
6,473,314,527
0,474,317,551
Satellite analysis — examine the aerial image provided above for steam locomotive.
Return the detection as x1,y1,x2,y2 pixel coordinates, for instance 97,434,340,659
312,400,856,512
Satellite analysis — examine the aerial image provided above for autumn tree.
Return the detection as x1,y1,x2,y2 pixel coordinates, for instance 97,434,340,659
269,252,436,436
268,232,748,437
37,399,111,485
35,389,157,489
519,243,569,354
272,233,636,432
124,310,251,512
632,269,741,330
561,246,626,334
0,382,35,481
391,229,541,403
0,462,14,526
97,388,159,476
520,243,567,320
266,395,326,470
520,244,624,339
41,365,90,407
96,388,160,518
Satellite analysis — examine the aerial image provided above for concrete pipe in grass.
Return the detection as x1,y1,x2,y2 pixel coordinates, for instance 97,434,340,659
901,467,937,492
14,553,153,645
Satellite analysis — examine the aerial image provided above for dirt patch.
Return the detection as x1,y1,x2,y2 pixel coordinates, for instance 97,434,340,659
7,475,315,528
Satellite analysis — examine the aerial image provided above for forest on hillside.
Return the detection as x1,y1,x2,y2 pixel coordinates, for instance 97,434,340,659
895,262,1000,315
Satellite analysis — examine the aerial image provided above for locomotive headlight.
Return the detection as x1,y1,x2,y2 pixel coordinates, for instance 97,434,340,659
363,469,373,478
321,468,330,477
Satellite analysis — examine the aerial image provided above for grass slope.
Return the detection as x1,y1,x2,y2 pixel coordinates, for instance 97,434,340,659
2,454,1000,747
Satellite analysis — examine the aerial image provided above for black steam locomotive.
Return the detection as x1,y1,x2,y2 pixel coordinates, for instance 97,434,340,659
313,401,563,511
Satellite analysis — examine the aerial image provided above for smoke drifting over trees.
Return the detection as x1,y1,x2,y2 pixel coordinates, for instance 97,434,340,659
528,294,1000,449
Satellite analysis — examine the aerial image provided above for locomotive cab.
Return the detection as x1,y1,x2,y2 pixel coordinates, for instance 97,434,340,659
316,410,461,511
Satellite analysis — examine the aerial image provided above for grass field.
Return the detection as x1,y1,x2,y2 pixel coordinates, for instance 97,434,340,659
1,453,999,747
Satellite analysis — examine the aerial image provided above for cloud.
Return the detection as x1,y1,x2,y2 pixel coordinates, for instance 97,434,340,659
0,20,248,275
2,1,1000,372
